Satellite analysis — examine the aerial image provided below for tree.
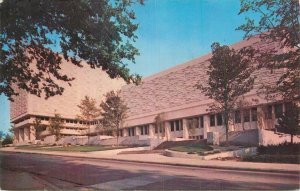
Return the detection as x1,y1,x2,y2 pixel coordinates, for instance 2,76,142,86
33,118,45,140
237,0,300,102
187,118,198,138
77,96,101,143
197,42,255,144
154,113,166,139
48,113,64,141
99,90,128,145
276,103,300,144
0,0,143,101
0,131,4,145
2,133,13,145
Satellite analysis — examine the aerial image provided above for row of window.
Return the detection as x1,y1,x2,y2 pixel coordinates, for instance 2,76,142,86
209,108,258,126
35,116,101,125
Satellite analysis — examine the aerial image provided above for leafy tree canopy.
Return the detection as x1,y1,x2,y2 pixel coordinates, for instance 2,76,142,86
238,0,300,101
77,96,101,122
49,113,64,141
197,42,255,143
0,0,143,100
276,102,300,144
100,90,128,130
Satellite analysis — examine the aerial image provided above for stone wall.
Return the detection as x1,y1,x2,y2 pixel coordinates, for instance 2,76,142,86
258,129,300,146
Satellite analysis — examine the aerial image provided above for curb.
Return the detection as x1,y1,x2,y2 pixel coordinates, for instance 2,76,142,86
1,149,299,175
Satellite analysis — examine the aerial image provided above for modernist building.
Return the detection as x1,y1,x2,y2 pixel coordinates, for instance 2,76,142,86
119,36,287,141
11,59,125,144
11,37,287,144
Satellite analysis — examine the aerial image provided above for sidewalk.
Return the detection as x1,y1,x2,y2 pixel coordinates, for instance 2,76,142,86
1,147,299,174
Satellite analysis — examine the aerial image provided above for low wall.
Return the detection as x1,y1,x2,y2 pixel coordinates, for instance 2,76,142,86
258,129,300,146
220,129,259,146
164,147,257,160
41,135,150,146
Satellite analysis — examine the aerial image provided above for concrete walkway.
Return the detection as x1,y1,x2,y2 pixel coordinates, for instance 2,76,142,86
1,147,299,174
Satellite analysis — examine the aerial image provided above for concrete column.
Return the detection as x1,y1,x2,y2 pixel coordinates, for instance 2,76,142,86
257,106,266,129
19,128,24,143
203,115,210,139
24,127,30,142
29,125,36,142
149,124,155,138
165,121,171,141
182,118,189,139
14,129,19,143
135,126,141,136
123,128,128,137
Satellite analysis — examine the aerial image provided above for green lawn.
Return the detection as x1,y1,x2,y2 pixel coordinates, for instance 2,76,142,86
16,145,126,152
169,144,213,153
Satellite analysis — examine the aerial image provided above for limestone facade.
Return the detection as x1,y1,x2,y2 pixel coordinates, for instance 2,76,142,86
120,37,287,141
11,37,288,144
11,58,125,144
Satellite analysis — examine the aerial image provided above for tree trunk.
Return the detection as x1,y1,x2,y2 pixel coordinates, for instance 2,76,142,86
224,109,229,146
117,125,119,146
291,134,294,144
87,125,90,145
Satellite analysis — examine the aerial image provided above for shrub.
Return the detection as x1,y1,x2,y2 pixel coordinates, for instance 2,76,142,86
257,142,300,155
2,134,13,145
243,154,300,164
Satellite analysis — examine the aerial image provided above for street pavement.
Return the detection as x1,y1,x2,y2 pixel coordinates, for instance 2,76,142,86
1,146,299,174
0,152,299,190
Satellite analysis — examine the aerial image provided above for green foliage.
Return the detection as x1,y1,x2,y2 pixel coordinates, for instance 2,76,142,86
77,96,101,122
238,0,300,101
100,90,128,144
245,143,300,164
170,145,213,153
257,142,300,155
77,96,101,140
49,113,64,141
2,133,13,145
197,42,255,143
243,154,299,164
0,130,4,142
0,0,143,100
276,103,300,144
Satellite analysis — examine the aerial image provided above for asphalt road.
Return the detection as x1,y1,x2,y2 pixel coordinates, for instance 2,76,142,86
0,152,299,190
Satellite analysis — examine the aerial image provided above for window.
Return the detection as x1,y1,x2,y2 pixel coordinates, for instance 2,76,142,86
155,126,158,133
175,120,180,131
210,115,215,126
140,126,144,135
128,127,135,136
119,129,123,137
140,125,149,135
187,118,193,129
275,104,283,118
144,125,149,135
235,111,241,123
217,113,223,126
199,116,204,128
244,109,250,122
170,121,175,131
266,105,273,119
251,108,257,121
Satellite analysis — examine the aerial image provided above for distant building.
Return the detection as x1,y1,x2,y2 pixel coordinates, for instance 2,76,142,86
11,59,125,144
11,37,287,144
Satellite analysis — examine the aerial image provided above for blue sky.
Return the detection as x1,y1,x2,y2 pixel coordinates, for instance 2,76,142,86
0,0,247,134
